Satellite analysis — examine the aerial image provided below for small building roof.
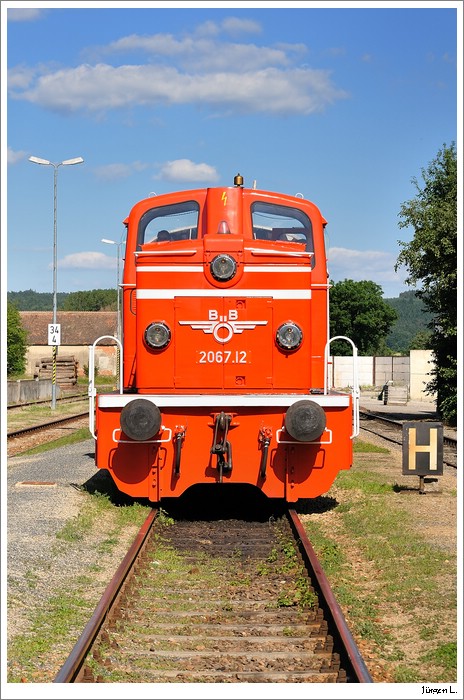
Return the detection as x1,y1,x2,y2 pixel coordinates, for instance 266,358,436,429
20,311,118,345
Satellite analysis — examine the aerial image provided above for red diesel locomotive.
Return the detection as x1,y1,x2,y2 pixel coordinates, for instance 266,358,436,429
89,174,359,503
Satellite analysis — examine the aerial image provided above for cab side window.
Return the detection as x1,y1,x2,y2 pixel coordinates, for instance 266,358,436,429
251,201,313,258
138,201,200,246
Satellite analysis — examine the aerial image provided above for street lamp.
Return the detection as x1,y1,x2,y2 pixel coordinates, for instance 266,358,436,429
29,155,84,409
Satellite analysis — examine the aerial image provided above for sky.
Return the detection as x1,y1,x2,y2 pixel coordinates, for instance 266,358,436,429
2,1,461,301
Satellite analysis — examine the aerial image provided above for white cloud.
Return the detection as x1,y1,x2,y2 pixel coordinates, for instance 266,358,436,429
11,63,347,116
10,22,347,117
158,159,219,183
220,17,262,37
57,252,116,270
93,161,148,181
7,8,45,22
327,247,407,285
7,147,27,165
7,64,37,89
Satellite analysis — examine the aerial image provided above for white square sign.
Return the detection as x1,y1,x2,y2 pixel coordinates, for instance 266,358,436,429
48,324,61,346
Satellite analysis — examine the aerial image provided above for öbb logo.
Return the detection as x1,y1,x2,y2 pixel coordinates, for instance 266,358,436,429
179,309,267,344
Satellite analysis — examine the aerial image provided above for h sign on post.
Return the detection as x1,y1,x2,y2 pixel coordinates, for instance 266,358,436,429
48,323,61,346
402,421,443,494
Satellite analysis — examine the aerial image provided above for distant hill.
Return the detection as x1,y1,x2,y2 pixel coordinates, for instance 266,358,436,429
7,289,69,311
384,290,432,352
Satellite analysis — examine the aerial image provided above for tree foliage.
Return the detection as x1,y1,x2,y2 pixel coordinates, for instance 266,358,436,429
395,143,457,425
384,290,432,353
329,279,397,356
62,289,117,311
7,289,68,311
7,302,28,377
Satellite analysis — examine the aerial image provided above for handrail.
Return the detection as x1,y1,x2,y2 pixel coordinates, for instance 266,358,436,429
88,335,123,439
324,335,359,438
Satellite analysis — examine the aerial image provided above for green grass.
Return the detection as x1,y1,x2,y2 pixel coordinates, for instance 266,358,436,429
21,427,92,456
335,467,396,494
353,439,389,453
303,453,457,683
8,492,151,683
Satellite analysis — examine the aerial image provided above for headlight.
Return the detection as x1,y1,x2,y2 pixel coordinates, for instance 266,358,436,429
145,322,171,349
210,254,237,282
276,321,303,351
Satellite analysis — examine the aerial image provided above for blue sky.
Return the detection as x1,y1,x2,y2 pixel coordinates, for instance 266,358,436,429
3,1,461,299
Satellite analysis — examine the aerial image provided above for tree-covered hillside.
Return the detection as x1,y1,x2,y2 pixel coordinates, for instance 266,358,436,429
7,289,116,311
7,289,69,311
384,290,432,352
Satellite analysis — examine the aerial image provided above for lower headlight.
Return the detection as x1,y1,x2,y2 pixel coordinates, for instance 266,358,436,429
145,321,171,349
120,399,161,441
276,321,303,351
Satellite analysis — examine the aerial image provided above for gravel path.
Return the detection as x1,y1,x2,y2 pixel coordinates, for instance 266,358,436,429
5,439,124,643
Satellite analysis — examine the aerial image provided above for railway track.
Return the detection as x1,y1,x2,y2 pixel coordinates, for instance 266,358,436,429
54,508,372,684
359,409,457,468
7,412,89,457
7,391,88,410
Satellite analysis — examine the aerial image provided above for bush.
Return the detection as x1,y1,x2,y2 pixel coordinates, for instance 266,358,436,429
7,302,28,377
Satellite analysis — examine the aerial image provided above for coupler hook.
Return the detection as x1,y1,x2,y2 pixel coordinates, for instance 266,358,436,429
173,427,186,476
211,412,233,482
259,428,272,479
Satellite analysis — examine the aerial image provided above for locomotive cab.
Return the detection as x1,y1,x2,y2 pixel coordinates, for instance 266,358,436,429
90,175,358,503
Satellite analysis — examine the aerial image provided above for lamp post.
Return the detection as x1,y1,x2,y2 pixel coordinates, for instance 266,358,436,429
29,155,84,409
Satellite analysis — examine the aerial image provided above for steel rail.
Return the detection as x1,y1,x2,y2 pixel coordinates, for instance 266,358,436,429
359,409,457,448
359,410,457,468
7,412,89,439
7,392,88,410
287,508,373,683
54,508,158,683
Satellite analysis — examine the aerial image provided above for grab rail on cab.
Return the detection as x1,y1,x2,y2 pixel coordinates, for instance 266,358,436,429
88,335,123,439
324,336,359,439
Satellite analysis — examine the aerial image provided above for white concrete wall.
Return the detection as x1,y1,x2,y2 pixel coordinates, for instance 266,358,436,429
409,349,436,401
332,351,436,402
332,356,373,388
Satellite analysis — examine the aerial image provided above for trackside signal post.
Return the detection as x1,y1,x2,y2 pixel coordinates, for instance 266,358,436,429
48,323,61,409
402,422,443,494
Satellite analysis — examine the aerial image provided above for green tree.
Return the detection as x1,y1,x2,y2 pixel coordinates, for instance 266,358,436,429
63,289,117,311
7,302,28,376
408,330,433,351
384,289,433,353
395,143,457,425
329,279,398,356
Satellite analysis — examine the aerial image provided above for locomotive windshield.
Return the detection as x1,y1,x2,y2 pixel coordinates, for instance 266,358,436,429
138,200,199,245
251,201,313,255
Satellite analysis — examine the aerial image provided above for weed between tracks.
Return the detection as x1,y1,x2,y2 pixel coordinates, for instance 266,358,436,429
84,518,319,682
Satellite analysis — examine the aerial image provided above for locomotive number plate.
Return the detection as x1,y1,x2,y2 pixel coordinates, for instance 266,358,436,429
198,350,249,364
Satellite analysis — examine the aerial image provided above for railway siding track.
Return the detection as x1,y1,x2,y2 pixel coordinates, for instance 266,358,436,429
359,409,457,468
55,509,372,684
7,412,89,457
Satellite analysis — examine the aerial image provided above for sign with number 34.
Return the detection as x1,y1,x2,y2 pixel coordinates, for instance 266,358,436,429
48,324,61,346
